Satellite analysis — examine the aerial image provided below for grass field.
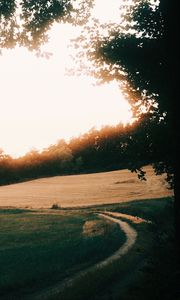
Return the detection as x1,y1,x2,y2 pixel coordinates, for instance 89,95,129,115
0,166,173,209
0,197,179,300
0,209,125,299
50,197,179,300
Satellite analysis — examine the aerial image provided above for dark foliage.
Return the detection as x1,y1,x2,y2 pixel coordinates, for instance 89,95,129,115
80,0,179,241
0,0,94,50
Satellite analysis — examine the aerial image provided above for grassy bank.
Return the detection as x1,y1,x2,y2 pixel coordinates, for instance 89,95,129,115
0,209,125,299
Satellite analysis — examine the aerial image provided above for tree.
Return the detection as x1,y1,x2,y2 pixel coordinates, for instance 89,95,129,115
75,0,180,244
0,0,94,51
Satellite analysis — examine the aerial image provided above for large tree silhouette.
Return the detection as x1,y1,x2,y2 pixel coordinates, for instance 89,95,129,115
79,0,179,242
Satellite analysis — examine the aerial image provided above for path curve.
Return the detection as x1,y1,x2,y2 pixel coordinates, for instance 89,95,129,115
26,212,138,300
101,211,152,224
95,213,137,268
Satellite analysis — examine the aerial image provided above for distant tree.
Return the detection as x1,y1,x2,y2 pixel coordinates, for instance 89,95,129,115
73,156,84,173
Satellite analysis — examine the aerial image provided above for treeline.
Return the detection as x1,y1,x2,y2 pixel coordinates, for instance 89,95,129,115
0,116,167,185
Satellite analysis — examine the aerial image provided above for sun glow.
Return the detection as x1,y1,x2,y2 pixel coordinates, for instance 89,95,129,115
0,3,133,158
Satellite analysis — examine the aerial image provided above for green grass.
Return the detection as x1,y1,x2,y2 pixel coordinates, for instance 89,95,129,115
87,196,172,217
49,196,179,300
105,198,178,300
0,208,32,214
0,197,179,300
102,196,174,221
0,209,125,299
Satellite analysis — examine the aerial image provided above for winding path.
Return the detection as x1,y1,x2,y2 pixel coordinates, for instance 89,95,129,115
101,211,152,224
95,213,137,268
25,212,138,300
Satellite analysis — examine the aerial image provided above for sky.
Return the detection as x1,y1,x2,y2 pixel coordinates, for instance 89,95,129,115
0,0,133,158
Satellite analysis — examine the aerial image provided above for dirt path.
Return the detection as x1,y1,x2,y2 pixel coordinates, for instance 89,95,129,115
102,211,152,224
95,213,137,268
26,212,137,300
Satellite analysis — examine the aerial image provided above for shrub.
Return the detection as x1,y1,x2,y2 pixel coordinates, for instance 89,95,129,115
51,203,61,209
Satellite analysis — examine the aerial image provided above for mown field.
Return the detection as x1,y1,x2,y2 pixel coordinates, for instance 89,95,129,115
0,166,173,209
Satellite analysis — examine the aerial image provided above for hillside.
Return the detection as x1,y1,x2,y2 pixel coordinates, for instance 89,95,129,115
0,166,173,209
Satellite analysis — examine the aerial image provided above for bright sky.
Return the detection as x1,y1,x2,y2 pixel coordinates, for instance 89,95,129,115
0,0,133,158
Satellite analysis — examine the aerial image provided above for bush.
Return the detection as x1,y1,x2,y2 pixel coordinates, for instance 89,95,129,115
51,203,61,209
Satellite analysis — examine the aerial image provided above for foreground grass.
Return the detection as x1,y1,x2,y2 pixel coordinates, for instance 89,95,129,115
0,209,125,299
0,197,179,300
50,197,180,300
